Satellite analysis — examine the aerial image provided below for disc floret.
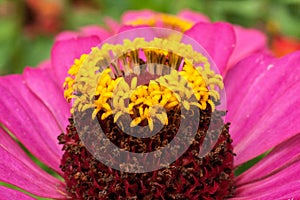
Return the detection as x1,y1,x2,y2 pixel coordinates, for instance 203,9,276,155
63,37,224,131
60,32,234,199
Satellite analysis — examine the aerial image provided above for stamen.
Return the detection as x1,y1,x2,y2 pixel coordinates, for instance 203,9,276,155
60,28,234,200
126,13,194,32
63,37,223,131
63,54,87,101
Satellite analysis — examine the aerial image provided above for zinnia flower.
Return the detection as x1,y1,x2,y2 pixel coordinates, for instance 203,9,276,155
0,10,299,199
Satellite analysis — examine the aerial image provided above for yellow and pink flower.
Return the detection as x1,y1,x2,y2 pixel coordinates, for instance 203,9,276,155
0,10,299,199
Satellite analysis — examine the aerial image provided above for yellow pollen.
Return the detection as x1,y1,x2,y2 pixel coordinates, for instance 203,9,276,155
63,54,88,101
63,37,224,131
159,14,194,32
126,13,194,32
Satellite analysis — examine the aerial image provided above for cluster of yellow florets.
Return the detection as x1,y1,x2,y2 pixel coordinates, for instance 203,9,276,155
126,13,193,32
63,37,224,130
72,64,219,130
63,54,88,101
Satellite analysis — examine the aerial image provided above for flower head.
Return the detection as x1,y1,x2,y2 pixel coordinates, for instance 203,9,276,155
59,28,233,199
0,10,300,200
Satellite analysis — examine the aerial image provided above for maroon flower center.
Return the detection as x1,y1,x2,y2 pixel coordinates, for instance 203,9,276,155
59,32,235,199
58,105,234,199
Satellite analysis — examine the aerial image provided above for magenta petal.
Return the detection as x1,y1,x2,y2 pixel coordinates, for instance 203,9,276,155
36,60,51,69
231,184,300,200
118,25,151,34
185,22,236,74
23,67,70,131
55,26,110,42
236,134,300,186
225,52,300,166
226,26,267,74
0,74,62,172
121,9,156,24
0,128,65,198
80,25,111,41
178,9,210,23
51,36,100,86
233,159,300,199
104,17,121,33
54,30,83,42
0,186,34,200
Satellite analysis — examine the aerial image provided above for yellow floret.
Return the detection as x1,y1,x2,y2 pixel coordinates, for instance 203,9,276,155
126,13,193,32
64,37,224,131
63,54,88,101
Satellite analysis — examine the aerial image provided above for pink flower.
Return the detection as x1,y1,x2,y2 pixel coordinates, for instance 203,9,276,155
0,10,299,199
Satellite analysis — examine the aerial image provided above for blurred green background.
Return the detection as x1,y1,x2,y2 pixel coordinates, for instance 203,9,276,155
0,0,300,75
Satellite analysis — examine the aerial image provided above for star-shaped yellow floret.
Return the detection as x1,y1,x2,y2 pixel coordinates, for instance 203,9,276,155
64,37,224,132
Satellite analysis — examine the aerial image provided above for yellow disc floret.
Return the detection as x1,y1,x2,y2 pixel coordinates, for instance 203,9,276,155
63,54,88,101
126,13,194,32
63,37,224,131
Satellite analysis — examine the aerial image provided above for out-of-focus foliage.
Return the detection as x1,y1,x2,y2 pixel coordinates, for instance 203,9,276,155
0,0,299,75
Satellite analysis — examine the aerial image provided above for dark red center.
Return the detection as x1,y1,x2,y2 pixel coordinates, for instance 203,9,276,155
58,105,235,199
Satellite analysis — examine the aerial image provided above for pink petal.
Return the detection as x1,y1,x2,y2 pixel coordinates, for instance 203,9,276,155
104,17,121,33
233,159,300,199
51,35,100,87
230,183,300,200
236,134,300,186
55,26,111,42
0,128,65,198
0,74,62,172
23,67,70,131
184,22,236,74
177,9,210,23
0,186,34,200
225,51,300,166
54,31,80,41
226,26,267,75
121,9,157,24
80,25,111,41
36,60,51,69
118,25,151,35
